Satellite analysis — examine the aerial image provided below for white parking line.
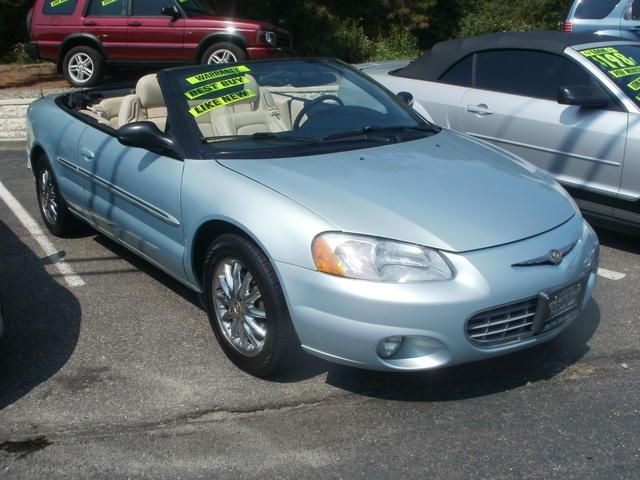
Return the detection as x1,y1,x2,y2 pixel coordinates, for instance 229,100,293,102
598,268,627,281
0,180,85,288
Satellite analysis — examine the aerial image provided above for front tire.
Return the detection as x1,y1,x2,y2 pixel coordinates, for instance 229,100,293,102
203,234,298,377
201,43,247,65
62,45,104,87
35,157,83,237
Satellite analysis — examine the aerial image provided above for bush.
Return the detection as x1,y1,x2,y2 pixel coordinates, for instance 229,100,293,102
0,43,33,64
321,19,374,63
459,0,567,37
370,26,421,61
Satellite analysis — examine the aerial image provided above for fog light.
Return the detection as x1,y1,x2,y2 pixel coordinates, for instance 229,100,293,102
377,336,404,359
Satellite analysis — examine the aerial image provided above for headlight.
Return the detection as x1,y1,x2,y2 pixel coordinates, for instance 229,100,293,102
258,30,277,47
312,232,454,283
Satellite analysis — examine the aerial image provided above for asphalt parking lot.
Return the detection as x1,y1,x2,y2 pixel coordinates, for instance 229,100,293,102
0,143,638,479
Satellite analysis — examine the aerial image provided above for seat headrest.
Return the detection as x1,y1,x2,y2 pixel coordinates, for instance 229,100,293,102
241,75,260,107
136,74,164,108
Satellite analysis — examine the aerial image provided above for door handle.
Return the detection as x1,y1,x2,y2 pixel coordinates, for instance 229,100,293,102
128,21,142,26
80,148,95,160
83,20,97,26
466,104,494,116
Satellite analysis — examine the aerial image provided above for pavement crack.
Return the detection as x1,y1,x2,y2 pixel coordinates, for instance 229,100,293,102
0,391,362,445
0,436,52,460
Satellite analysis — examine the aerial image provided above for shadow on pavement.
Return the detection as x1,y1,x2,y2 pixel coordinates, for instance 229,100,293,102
0,219,81,410
595,226,640,255
92,234,202,309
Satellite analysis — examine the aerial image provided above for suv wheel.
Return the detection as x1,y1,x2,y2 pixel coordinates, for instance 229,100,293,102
62,46,104,87
202,43,247,65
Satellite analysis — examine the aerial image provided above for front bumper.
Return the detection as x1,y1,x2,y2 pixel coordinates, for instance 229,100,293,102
275,216,599,371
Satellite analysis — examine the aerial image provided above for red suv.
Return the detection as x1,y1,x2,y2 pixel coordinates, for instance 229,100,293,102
25,0,293,87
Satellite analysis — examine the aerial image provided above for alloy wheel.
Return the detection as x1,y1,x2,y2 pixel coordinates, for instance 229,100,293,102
207,49,238,64
212,257,268,357
39,168,59,225
68,52,94,84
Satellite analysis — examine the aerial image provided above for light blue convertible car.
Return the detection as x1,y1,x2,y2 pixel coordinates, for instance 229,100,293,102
26,59,599,377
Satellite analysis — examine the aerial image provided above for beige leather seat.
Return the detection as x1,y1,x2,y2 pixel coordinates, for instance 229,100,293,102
118,74,167,131
199,78,290,137
79,97,123,128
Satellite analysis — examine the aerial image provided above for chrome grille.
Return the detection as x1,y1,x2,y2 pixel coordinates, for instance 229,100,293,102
466,297,537,347
466,295,577,347
542,308,579,334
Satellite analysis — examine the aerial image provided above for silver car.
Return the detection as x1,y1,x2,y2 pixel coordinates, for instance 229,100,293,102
360,31,640,235
26,58,598,377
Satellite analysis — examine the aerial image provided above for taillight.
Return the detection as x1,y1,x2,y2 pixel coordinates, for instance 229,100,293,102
563,21,573,32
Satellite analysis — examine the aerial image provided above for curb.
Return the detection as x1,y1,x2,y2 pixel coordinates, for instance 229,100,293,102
0,98,36,142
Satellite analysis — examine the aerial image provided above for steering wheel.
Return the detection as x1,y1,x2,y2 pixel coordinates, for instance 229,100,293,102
293,95,344,130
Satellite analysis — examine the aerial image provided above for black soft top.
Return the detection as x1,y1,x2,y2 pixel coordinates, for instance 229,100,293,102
394,31,625,81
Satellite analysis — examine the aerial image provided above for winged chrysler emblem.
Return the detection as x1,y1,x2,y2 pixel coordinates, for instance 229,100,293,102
513,241,578,267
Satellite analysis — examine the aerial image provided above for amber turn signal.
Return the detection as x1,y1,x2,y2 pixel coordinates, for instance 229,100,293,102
311,235,346,277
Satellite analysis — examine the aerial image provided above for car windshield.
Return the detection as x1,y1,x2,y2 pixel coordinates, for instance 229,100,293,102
579,44,640,107
164,59,438,158
176,0,214,17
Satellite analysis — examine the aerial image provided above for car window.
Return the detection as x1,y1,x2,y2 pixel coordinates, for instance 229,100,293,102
132,0,168,16
630,0,640,19
43,0,79,15
476,50,596,100
574,0,620,19
86,0,127,17
580,44,640,108
439,55,473,87
177,0,215,17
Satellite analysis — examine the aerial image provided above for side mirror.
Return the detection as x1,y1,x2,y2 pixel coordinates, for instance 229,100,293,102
162,5,181,19
397,91,414,108
118,121,179,158
558,86,609,108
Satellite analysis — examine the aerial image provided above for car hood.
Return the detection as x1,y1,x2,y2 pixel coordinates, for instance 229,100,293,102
217,130,576,252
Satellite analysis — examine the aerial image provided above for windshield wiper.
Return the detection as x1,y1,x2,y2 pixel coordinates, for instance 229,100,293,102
323,125,439,142
202,132,320,144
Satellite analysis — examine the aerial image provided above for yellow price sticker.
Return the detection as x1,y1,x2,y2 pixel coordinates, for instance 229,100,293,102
185,76,250,100
581,48,619,56
628,77,640,91
50,0,70,7
581,47,638,71
189,89,257,117
186,66,251,85
610,65,640,78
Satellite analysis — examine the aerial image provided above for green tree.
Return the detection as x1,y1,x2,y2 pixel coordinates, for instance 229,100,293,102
459,0,568,37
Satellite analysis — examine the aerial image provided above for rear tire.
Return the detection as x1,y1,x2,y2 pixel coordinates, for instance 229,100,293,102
34,156,84,237
62,45,104,87
203,234,298,378
201,43,247,65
